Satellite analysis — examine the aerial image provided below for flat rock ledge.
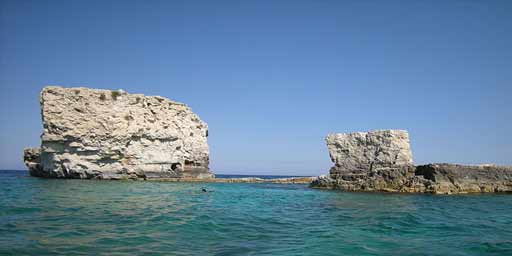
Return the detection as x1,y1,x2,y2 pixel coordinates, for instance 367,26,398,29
24,86,214,180
312,130,512,194
414,163,512,194
149,177,316,184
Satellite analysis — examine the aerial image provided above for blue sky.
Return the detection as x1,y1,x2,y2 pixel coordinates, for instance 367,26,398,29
1,0,511,175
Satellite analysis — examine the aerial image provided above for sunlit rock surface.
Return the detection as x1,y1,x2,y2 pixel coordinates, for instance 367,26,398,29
326,130,413,178
24,86,213,179
415,163,512,194
312,130,512,194
313,130,425,192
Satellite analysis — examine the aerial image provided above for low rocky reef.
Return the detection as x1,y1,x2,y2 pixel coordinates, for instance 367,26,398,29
312,130,512,194
415,163,512,193
24,86,214,180
150,176,316,184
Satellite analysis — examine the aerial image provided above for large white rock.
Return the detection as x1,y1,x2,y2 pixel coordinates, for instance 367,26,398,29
326,130,413,176
311,130,420,192
24,86,214,179
314,130,427,193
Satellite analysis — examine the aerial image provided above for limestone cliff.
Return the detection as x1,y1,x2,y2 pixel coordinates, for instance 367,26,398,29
312,130,512,194
24,86,214,179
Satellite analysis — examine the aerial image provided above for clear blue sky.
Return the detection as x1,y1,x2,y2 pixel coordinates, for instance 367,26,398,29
1,0,511,175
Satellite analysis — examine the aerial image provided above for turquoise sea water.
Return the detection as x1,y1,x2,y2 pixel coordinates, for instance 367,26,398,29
1,170,511,255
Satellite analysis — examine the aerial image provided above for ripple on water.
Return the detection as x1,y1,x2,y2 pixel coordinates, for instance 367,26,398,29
1,171,512,255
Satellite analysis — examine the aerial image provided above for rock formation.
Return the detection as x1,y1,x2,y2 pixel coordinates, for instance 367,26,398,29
313,130,425,192
415,164,512,193
326,130,413,177
312,130,512,194
24,86,214,180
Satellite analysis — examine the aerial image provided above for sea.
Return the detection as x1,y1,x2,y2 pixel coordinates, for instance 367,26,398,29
1,170,511,255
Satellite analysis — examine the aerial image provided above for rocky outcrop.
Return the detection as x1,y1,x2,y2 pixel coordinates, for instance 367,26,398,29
310,166,433,193
315,130,429,192
312,130,512,194
326,130,413,178
415,164,512,194
24,86,214,180
23,148,45,177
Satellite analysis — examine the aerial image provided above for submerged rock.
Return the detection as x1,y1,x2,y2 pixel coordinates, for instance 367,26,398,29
313,130,512,194
24,86,214,180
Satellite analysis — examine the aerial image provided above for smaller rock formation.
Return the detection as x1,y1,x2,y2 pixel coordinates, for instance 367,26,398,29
326,130,413,177
23,148,45,177
312,130,512,194
415,164,512,194
313,130,427,192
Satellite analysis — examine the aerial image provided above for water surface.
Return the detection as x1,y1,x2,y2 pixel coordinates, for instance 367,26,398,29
1,170,511,255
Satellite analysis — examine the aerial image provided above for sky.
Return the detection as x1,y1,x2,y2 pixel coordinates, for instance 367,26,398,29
0,0,511,175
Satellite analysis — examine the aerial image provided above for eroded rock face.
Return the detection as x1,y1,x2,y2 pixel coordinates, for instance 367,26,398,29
23,148,45,177
317,130,428,192
415,164,512,194
313,130,512,194
24,86,214,179
326,130,413,177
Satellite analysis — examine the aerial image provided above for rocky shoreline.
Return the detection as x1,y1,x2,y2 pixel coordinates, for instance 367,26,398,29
140,176,316,184
312,130,512,194
23,87,511,194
